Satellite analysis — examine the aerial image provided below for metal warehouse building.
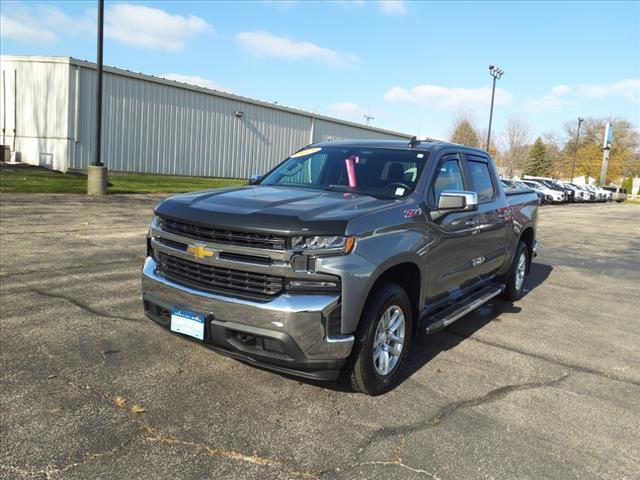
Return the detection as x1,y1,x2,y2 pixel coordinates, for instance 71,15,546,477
0,56,411,178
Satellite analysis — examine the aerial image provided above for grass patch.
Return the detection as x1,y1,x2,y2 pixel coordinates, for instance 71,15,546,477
0,166,245,194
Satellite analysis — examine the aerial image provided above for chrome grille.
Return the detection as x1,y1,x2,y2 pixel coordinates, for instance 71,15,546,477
158,217,286,250
156,252,284,299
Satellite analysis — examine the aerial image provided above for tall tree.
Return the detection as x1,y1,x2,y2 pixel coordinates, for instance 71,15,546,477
449,116,480,147
561,118,640,183
500,115,531,177
525,137,551,176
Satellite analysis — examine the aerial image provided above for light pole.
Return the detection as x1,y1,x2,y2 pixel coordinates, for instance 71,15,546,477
87,0,107,195
570,117,584,182
486,65,504,151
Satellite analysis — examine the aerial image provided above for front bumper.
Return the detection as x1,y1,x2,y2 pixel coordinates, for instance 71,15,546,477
141,257,354,380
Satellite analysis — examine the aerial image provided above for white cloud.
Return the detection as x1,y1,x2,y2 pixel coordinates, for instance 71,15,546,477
378,0,408,15
236,31,360,66
550,84,571,96
0,2,212,52
523,94,569,113
0,3,92,44
106,4,213,52
577,79,640,101
384,84,514,110
329,102,366,118
161,73,231,93
524,79,640,112
0,15,57,44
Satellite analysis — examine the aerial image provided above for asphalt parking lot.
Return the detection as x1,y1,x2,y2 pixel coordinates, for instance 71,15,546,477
1,195,639,480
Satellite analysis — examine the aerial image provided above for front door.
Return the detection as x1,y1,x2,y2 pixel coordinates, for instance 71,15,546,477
425,153,479,300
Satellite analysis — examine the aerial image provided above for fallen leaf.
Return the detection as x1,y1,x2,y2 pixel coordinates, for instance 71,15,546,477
130,405,146,414
112,396,127,408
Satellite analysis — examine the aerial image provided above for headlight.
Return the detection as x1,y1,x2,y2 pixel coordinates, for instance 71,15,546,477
290,235,356,254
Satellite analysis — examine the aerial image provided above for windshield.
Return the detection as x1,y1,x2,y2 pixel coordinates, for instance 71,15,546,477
260,147,429,199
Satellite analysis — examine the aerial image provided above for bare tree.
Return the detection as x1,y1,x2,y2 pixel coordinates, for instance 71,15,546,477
500,115,531,177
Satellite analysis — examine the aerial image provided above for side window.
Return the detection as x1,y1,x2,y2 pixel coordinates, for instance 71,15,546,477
432,158,464,202
467,160,495,202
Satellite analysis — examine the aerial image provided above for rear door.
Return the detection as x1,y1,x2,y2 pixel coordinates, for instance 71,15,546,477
462,153,511,278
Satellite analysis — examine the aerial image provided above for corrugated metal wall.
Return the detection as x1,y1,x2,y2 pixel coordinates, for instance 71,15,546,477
2,56,411,178
70,65,315,178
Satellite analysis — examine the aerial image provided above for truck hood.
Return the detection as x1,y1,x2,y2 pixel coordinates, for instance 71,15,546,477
155,185,401,236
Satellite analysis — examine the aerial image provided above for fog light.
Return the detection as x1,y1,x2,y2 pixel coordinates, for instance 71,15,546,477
286,280,340,292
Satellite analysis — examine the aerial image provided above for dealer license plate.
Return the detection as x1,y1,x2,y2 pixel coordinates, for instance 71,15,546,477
170,308,205,340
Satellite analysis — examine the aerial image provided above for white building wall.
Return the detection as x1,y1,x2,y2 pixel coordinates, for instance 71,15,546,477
0,57,71,171
2,56,412,178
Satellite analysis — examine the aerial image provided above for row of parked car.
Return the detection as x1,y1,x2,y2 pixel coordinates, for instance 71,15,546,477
500,176,628,205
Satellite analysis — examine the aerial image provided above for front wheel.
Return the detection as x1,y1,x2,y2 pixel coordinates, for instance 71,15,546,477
341,282,413,396
501,241,530,301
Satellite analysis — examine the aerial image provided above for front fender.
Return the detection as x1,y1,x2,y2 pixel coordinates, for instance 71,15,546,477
317,226,428,334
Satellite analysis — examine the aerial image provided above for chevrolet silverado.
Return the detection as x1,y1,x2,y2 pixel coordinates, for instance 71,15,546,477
142,139,538,395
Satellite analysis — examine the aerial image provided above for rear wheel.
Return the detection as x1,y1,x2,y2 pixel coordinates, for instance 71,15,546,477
501,241,529,301
341,282,413,396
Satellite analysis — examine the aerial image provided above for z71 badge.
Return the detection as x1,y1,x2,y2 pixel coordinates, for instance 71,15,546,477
404,207,423,218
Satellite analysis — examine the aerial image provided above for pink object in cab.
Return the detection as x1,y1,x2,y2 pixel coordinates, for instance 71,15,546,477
345,155,359,187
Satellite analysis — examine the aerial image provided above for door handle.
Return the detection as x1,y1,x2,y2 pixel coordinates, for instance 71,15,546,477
465,218,478,227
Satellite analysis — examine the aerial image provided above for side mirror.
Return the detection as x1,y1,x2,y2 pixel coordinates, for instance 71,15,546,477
248,174,262,185
437,190,478,212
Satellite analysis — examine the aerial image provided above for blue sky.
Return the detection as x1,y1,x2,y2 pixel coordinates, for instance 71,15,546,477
1,0,639,143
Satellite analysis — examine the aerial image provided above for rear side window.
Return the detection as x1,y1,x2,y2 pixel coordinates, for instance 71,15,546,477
467,160,495,202
432,158,464,201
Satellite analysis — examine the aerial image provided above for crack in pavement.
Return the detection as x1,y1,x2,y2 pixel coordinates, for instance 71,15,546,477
0,225,148,236
31,288,142,323
446,330,640,387
0,258,140,280
141,424,318,479
3,376,320,480
0,436,140,480
345,460,443,479
357,372,571,452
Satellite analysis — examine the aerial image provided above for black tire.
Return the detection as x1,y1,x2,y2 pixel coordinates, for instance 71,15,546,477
341,282,413,396
501,241,529,301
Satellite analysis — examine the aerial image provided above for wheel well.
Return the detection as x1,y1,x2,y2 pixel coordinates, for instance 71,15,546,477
520,227,535,271
371,263,421,325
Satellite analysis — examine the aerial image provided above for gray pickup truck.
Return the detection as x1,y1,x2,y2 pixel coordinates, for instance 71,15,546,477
142,139,538,395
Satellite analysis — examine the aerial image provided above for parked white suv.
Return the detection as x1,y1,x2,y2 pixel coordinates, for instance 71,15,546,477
566,183,590,202
521,180,564,203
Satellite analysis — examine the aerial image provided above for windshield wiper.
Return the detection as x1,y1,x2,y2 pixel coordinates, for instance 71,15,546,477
322,185,398,200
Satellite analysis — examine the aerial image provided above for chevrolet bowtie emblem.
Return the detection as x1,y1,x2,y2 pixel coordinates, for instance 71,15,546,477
186,244,216,260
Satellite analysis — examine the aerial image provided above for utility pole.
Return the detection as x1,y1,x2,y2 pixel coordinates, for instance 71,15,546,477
599,122,613,185
570,117,584,182
486,65,504,151
88,0,107,195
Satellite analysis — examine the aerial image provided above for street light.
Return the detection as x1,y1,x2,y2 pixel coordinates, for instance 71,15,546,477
87,0,107,194
570,117,584,182
486,64,504,151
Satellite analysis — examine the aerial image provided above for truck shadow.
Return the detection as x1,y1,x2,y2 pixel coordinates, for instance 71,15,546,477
397,261,553,386
268,262,552,393
295,261,553,393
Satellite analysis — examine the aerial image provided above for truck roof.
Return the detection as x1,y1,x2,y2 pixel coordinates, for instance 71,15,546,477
310,139,490,156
